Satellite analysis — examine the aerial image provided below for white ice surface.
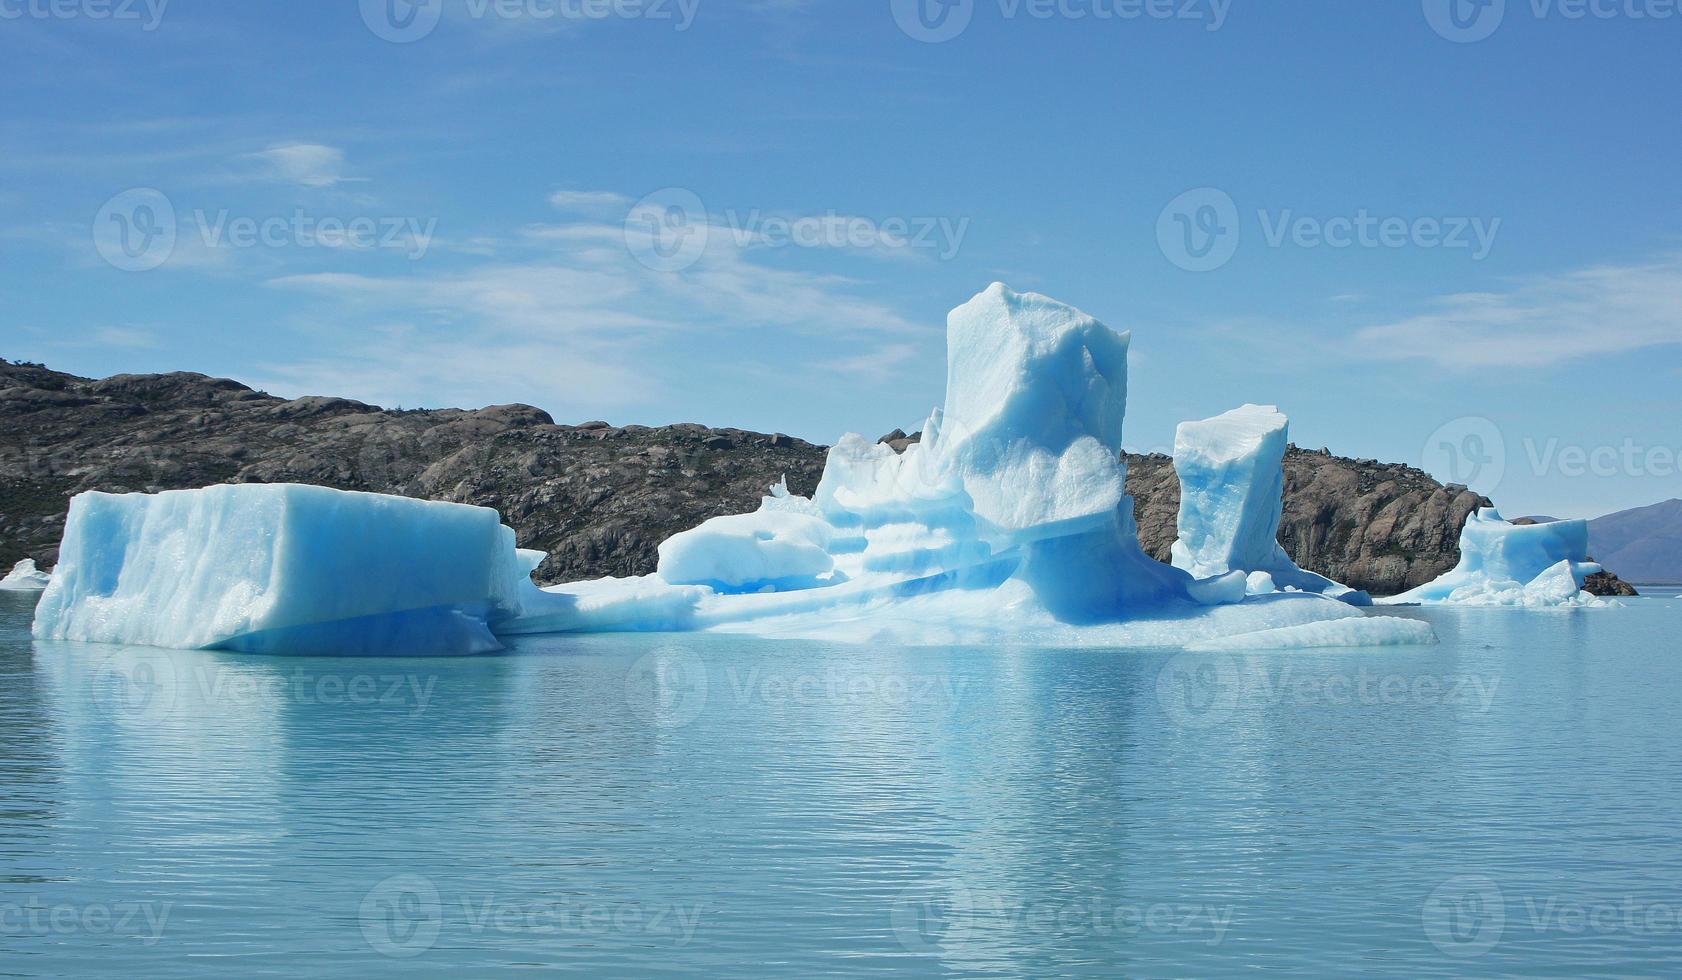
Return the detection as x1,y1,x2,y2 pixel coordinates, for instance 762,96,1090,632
1185,616,1438,652
0,559,50,591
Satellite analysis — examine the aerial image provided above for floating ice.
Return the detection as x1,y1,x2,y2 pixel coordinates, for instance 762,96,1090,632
32,484,535,656
36,284,1441,654
1378,509,1607,607
528,284,1424,649
0,559,51,591
1171,405,1370,605
1186,616,1438,652
657,485,837,594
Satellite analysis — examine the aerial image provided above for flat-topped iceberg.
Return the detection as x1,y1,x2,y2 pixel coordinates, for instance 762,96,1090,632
34,284,1437,654
0,559,51,591
1170,405,1370,605
33,484,535,656
1378,508,1606,607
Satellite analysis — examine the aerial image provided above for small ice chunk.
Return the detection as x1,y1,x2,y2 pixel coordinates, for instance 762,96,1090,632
1381,509,1606,607
657,510,836,594
1187,616,1439,652
0,559,51,591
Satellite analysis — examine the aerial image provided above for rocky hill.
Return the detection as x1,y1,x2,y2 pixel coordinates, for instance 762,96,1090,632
0,360,825,585
0,358,1633,595
1125,449,1492,595
1589,499,1682,585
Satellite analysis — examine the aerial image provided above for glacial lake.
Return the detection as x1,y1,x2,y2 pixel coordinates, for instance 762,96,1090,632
3,587,1681,977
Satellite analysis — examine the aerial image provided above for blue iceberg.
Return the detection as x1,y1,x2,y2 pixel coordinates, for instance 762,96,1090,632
36,284,1438,654
1378,508,1608,607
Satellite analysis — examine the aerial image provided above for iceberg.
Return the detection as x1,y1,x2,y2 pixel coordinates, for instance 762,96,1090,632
531,284,1423,648
32,484,537,656
35,284,1439,654
0,559,51,591
1170,405,1370,605
1377,508,1607,607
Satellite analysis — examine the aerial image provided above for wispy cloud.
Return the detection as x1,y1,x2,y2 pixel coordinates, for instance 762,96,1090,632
259,190,932,414
245,143,363,188
548,190,632,213
1352,255,1682,368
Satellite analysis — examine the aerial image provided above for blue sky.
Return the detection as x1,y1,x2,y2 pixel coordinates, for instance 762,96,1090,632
2,0,1679,519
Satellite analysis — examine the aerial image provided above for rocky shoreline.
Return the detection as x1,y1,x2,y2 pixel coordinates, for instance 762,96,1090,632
0,358,1636,596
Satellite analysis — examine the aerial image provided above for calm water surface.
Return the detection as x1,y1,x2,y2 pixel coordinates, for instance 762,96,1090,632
3,588,1681,977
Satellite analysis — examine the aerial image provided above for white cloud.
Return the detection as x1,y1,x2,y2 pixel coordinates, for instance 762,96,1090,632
260,191,932,417
247,143,362,188
548,190,631,212
1353,255,1682,368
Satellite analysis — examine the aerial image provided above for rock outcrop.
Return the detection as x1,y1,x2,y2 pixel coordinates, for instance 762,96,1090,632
0,359,1638,596
0,360,824,585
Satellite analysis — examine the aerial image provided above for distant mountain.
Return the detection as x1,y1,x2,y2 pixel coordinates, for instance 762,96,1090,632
1590,499,1682,584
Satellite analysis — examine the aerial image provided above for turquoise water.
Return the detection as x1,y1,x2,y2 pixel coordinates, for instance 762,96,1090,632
3,589,1682,977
